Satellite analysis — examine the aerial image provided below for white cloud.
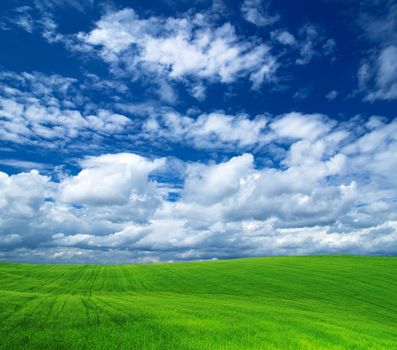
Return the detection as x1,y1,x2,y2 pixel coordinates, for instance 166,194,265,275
35,0,94,12
77,8,278,89
241,0,279,27
0,6,35,33
293,87,311,101
12,14,34,33
0,75,345,155
0,71,131,148
0,96,131,146
0,170,52,219
155,79,178,104
358,0,397,47
326,90,338,100
3,80,296,152
295,25,335,65
59,153,165,206
190,83,206,101
182,153,254,206
1,2,397,264
271,30,296,46
343,118,397,185
270,112,333,140
1,116,397,262
135,110,339,152
0,159,51,171
362,45,397,101
142,111,269,149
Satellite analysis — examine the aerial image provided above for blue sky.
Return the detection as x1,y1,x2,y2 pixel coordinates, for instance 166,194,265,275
0,0,396,263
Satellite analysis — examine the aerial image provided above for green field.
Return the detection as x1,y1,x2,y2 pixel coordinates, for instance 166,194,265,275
0,256,396,349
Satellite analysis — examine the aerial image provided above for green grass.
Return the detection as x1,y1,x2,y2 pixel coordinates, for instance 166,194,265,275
0,256,396,349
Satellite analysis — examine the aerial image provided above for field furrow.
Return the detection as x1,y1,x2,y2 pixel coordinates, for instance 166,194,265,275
0,256,396,350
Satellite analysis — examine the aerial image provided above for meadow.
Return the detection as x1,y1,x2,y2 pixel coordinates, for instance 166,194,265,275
0,255,396,349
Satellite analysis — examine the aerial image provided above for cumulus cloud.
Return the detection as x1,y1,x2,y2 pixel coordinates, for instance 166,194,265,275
175,147,348,227
0,153,166,257
59,153,165,206
182,153,255,206
1,114,397,262
0,170,52,220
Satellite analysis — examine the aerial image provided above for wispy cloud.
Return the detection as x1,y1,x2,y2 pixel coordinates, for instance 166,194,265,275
241,0,279,27
0,159,51,171
326,90,338,101
355,0,397,101
296,25,335,65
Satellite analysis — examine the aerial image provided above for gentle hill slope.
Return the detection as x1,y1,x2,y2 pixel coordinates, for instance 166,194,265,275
0,256,396,349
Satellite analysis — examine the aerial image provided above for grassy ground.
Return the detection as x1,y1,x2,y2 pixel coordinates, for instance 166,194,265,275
0,255,396,349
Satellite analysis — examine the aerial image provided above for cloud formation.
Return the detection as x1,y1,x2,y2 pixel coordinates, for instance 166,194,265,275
59,153,165,206
142,111,269,149
1,114,397,263
0,73,340,154
78,8,278,89
0,71,131,149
